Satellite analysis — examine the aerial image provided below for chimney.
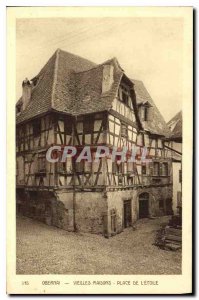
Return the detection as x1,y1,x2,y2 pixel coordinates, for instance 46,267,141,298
22,78,32,110
102,65,114,93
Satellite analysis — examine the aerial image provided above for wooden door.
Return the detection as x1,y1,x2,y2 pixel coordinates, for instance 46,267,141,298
139,193,149,218
123,200,132,228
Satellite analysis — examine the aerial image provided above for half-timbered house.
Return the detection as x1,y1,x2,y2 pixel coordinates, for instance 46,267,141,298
16,49,173,237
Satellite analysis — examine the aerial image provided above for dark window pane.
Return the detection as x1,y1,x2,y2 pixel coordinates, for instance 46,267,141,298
33,119,41,137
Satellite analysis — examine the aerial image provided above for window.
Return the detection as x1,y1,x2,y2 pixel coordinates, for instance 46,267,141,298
121,123,128,138
122,91,128,104
141,165,146,175
33,119,41,137
140,106,148,121
118,85,132,108
161,163,168,176
179,169,182,183
143,106,148,121
153,162,159,176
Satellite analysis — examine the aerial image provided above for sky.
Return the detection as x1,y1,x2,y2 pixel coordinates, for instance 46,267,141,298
16,17,184,122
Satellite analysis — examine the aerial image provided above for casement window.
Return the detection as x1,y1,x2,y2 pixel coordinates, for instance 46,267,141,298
143,106,148,121
33,119,41,137
140,106,148,121
141,165,146,175
121,123,128,138
118,85,132,108
179,169,182,183
153,162,160,176
161,162,169,176
122,91,128,105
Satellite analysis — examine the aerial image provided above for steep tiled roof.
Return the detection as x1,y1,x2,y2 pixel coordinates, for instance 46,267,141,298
16,51,57,123
16,49,97,123
167,110,182,140
71,58,123,115
131,79,171,138
16,49,171,138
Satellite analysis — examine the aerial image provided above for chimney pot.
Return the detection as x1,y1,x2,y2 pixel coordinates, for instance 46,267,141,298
22,77,32,110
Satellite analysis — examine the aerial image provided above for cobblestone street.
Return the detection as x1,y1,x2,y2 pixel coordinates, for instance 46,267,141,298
16,216,181,275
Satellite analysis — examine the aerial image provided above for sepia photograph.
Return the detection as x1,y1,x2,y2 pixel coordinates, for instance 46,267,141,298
6,6,193,294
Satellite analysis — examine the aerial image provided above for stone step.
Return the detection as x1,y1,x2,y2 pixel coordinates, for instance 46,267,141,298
165,234,182,242
165,243,181,251
165,226,182,236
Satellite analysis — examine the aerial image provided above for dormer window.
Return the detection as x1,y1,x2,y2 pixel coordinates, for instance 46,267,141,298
142,106,148,121
118,84,133,109
139,103,151,121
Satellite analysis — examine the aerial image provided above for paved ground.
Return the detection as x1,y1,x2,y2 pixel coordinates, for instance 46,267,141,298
16,216,181,275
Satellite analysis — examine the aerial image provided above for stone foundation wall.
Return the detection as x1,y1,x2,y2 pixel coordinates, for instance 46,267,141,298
75,191,107,234
16,184,172,237
105,185,172,236
16,188,108,234
16,189,74,231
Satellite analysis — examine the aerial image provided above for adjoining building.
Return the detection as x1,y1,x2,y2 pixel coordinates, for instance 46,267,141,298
167,111,182,215
16,49,173,237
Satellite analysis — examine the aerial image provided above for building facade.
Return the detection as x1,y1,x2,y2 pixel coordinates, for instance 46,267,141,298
167,111,182,215
16,49,173,237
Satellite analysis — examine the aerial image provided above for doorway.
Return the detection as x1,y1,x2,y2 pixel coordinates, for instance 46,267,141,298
123,200,132,228
139,193,149,218
166,198,173,215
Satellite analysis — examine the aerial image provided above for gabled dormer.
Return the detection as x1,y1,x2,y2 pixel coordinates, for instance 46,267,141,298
137,101,152,122
118,82,133,110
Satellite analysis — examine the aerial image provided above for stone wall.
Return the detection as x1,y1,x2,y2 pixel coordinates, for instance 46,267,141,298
75,191,107,234
105,185,173,236
16,189,74,231
16,184,172,237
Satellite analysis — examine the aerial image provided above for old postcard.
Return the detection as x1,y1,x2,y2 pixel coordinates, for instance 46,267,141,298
7,6,193,294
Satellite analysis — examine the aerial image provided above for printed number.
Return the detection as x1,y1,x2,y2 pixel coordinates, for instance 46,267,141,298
22,281,29,285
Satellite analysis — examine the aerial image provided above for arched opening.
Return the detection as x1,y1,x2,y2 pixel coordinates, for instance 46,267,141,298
139,192,149,218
